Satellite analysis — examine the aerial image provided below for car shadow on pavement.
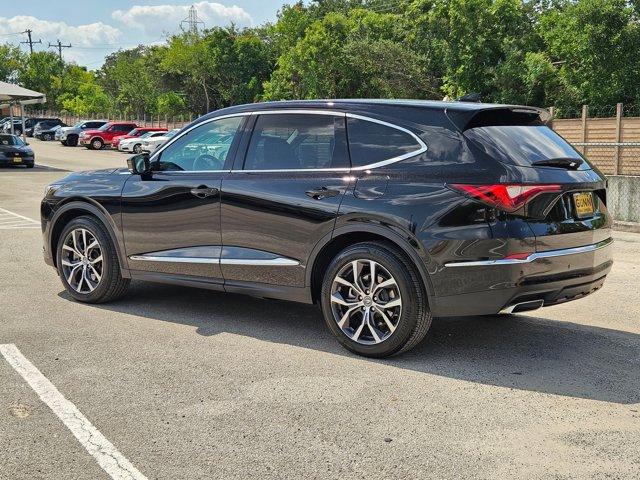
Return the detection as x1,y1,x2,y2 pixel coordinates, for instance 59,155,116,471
60,281,640,405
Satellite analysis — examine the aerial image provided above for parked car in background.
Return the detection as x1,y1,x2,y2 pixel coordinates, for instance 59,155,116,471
112,127,167,150
56,120,108,147
26,118,64,137
0,134,34,168
79,122,138,150
118,131,168,154
34,121,67,141
141,128,180,153
40,100,613,357
2,117,63,137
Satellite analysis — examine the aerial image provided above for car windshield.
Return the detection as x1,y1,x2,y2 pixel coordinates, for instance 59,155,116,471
0,134,24,146
128,129,141,136
97,123,111,131
138,132,155,139
73,121,84,128
165,130,179,138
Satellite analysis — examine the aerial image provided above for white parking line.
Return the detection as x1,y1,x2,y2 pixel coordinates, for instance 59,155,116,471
0,207,40,229
0,344,147,480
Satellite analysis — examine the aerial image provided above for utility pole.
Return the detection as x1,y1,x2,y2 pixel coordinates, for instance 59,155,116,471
21,29,42,54
48,39,72,62
180,5,205,35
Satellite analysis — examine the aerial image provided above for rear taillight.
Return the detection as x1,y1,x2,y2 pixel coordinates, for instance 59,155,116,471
449,184,562,213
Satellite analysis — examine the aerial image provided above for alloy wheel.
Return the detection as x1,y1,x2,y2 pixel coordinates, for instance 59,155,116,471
133,144,142,154
330,259,402,345
60,228,103,294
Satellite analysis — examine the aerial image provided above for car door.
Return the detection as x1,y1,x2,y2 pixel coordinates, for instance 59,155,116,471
220,110,353,291
121,115,246,280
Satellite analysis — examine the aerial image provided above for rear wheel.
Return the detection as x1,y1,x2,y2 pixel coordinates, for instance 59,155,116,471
56,216,129,303
14,129,21,136
90,138,104,150
42,133,52,141
61,140,68,146
321,242,431,357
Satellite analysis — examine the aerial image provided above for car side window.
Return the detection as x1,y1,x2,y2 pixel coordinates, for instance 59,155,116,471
346,117,424,167
244,113,349,171
156,116,243,172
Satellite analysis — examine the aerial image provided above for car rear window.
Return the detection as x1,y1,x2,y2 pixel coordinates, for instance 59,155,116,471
346,117,424,167
464,125,588,169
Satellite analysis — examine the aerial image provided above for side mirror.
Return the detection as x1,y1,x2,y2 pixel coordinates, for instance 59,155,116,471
127,153,151,175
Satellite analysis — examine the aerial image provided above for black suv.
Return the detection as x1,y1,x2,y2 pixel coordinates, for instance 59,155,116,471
41,100,613,357
3,117,63,137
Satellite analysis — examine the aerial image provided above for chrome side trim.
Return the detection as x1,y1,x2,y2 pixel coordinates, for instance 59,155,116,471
444,238,613,268
220,258,300,266
129,254,299,266
150,108,428,173
129,255,219,264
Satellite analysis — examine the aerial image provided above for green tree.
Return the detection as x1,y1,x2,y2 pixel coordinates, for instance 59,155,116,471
0,44,24,82
538,0,640,106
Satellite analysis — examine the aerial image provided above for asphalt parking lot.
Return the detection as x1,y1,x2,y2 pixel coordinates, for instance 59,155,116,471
1,140,639,479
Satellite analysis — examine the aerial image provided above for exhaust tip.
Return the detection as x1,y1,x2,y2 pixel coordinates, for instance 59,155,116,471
500,299,544,314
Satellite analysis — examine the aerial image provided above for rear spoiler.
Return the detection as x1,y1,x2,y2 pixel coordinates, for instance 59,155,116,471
445,106,552,132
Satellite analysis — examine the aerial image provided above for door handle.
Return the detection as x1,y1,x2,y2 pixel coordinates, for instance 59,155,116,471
306,187,340,200
190,185,219,199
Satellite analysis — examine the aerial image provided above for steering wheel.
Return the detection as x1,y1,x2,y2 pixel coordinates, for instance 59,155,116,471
192,153,222,171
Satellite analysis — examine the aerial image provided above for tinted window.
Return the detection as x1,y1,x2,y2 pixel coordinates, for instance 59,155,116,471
347,117,424,167
114,124,134,133
0,134,22,146
464,125,587,169
244,114,349,170
157,116,243,171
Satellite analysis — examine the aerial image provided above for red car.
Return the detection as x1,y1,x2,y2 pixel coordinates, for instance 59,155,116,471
112,127,167,149
79,122,138,150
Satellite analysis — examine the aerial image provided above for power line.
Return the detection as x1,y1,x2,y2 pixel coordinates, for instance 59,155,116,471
48,39,72,62
180,5,205,35
21,29,42,54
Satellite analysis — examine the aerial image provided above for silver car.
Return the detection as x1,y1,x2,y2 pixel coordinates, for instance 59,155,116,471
57,120,108,147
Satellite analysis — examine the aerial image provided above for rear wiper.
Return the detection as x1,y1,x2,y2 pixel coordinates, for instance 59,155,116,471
531,158,583,170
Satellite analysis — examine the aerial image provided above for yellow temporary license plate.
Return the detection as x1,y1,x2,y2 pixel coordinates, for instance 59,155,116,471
12,157,21,163
573,192,595,218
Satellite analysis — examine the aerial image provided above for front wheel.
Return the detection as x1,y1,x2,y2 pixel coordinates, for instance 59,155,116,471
56,216,130,303
133,144,142,154
61,140,68,146
90,138,104,150
321,242,431,358
42,133,52,141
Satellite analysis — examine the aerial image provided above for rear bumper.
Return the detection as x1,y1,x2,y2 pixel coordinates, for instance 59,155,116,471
430,238,613,316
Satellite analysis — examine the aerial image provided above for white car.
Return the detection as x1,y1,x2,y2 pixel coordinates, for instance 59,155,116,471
141,129,180,153
118,131,168,154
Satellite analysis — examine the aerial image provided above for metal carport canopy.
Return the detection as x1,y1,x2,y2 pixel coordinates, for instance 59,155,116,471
0,81,46,138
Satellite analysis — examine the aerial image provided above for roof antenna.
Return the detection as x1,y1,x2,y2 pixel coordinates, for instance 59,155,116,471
456,92,482,103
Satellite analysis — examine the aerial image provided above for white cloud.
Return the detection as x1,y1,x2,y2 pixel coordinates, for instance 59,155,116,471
0,15,121,48
0,15,122,65
111,2,253,37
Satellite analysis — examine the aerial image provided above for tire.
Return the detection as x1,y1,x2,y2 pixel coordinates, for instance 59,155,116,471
320,242,431,358
43,133,52,141
56,216,130,304
14,129,21,136
90,138,104,150
67,135,78,147
61,140,68,146
133,144,142,154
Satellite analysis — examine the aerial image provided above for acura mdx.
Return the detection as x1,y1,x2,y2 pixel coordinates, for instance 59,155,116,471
41,100,613,357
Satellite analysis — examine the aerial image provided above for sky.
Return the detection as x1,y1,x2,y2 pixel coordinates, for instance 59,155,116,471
0,1,287,68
